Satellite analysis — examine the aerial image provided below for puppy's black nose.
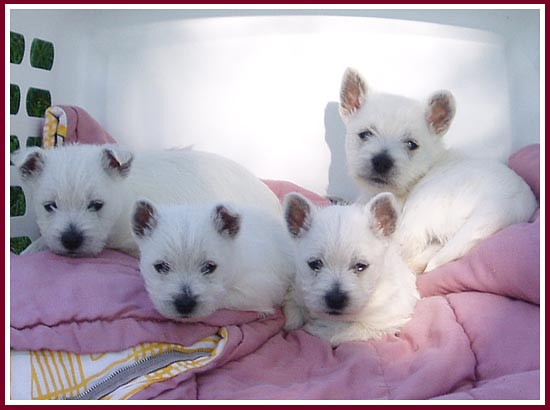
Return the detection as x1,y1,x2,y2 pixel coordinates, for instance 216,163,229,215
371,153,393,175
324,286,349,312
61,226,84,251
174,292,197,315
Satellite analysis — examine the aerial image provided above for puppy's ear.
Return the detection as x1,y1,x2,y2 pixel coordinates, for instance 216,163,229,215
212,204,241,239
425,91,456,136
367,192,399,237
132,199,159,238
284,193,315,238
12,147,45,182
339,67,368,120
101,146,133,178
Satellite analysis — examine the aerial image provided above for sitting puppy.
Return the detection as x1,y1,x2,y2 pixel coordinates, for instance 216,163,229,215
283,192,419,346
11,144,282,258
339,68,538,273
131,200,294,320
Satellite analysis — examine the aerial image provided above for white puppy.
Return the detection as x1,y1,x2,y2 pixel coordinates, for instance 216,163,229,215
131,200,293,320
283,192,419,346
339,68,538,273
12,144,282,257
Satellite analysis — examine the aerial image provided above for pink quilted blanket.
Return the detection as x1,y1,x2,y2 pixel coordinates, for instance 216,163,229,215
10,146,540,400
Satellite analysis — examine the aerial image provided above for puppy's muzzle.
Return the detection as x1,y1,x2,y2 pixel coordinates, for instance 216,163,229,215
324,285,349,314
371,152,394,175
61,225,84,251
173,288,198,316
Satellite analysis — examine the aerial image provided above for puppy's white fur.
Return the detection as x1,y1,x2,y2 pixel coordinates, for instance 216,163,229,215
283,192,419,346
12,144,282,257
131,201,293,320
339,68,538,273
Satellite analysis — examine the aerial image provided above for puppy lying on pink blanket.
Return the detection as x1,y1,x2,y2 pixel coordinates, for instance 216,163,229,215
282,191,419,346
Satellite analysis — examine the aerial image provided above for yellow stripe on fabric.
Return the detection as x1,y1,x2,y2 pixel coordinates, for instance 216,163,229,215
75,355,86,387
30,353,44,399
131,345,141,362
135,343,153,361
49,351,66,392
57,352,72,388
90,353,106,361
199,336,223,344
41,351,60,393
209,328,227,358
33,352,52,397
67,353,78,387
56,123,67,137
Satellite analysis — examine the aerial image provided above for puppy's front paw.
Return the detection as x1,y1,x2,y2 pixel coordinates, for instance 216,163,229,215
304,319,337,342
408,260,428,274
283,303,305,331
310,321,381,346
425,256,446,272
283,291,307,331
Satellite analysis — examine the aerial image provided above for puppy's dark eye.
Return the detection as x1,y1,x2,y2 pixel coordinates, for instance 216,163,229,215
405,139,419,151
353,263,369,273
358,130,374,141
201,261,217,275
87,200,104,212
307,258,324,272
154,261,170,274
43,201,57,213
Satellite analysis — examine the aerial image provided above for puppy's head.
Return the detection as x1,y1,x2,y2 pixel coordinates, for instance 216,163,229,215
12,144,133,256
283,191,399,321
132,200,241,320
339,68,455,197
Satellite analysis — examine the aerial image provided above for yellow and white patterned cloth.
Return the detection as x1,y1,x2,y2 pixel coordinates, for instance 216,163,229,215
42,106,68,149
11,328,227,400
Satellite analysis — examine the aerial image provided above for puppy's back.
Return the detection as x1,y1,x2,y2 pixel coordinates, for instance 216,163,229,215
128,149,282,217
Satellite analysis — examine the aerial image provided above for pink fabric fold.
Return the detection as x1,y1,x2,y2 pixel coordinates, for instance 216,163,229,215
262,179,331,207
58,105,116,145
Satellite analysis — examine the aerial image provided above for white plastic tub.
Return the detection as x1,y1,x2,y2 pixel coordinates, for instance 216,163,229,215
9,7,541,251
